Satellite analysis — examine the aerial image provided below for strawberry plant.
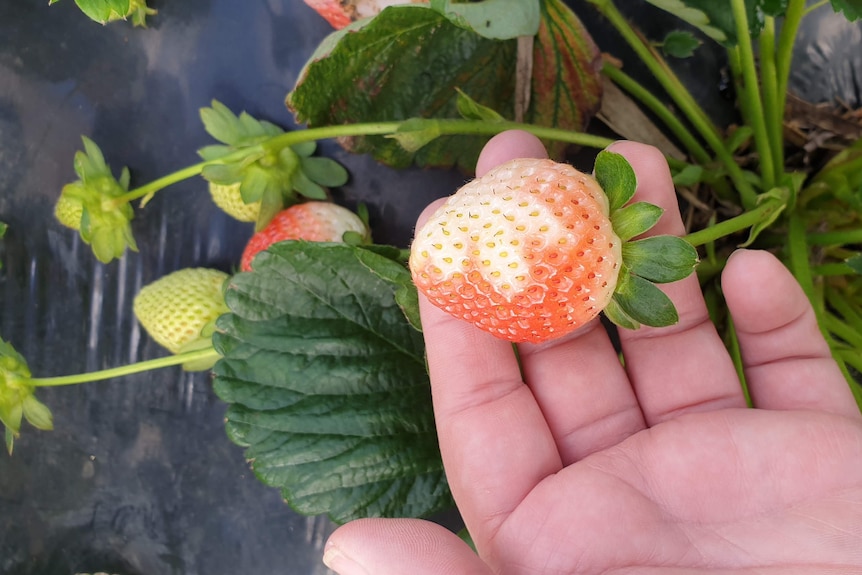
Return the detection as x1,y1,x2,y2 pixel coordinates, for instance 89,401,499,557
2,0,862,533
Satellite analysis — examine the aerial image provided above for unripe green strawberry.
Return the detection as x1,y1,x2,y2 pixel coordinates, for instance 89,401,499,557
133,268,230,354
209,182,261,223
241,201,369,271
54,188,84,230
410,158,622,344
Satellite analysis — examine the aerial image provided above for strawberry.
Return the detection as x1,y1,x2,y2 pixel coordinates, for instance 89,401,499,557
241,201,369,271
54,190,84,230
133,268,230,355
209,182,260,223
303,0,425,28
410,158,623,343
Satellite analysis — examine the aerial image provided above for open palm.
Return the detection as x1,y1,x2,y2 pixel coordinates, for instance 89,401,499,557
324,132,862,575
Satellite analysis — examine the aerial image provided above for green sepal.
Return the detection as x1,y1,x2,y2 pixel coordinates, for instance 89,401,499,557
612,269,679,328
739,189,788,247
198,101,350,228
176,338,220,372
22,395,53,431
594,150,638,212
622,235,699,284
456,89,506,122
603,297,640,331
387,119,444,154
611,202,664,242
300,156,350,187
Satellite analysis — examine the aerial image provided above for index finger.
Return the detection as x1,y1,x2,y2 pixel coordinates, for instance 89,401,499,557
419,130,563,545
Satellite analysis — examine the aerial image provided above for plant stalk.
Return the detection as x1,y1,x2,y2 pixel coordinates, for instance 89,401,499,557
683,200,782,247
730,0,775,190
588,0,759,208
30,348,221,387
759,17,784,185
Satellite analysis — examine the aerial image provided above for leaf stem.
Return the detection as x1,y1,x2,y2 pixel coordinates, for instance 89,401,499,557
587,0,758,208
730,0,775,190
683,200,781,247
29,348,221,387
601,63,712,164
808,228,862,246
759,17,784,185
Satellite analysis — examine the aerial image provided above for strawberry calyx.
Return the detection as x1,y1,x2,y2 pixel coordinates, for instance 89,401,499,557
54,137,138,264
0,337,52,455
197,100,349,230
595,150,699,329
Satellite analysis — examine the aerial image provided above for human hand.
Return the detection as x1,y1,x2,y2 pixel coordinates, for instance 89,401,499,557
323,131,862,575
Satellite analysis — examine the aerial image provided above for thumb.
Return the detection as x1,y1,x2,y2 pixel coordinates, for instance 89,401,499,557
323,518,492,575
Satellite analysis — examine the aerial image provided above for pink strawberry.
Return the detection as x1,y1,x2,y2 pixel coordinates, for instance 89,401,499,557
241,201,369,271
409,158,622,344
303,0,426,29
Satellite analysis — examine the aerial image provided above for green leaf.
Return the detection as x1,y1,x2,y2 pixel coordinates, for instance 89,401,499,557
288,6,515,171
212,243,450,523
644,0,788,45
831,0,862,21
431,0,541,39
611,202,665,242
54,0,131,24
594,151,638,212
355,247,422,332
661,30,702,58
740,190,788,247
288,2,601,170
671,164,704,187
846,254,862,274
612,271,679,328
725,125,753,154
530,0,603,159
300,157,350,187
622,235,699,283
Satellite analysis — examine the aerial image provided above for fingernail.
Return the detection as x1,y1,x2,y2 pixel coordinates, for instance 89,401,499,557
323,543,369,575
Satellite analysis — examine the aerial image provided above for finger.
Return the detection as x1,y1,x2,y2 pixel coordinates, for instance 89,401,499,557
324,519,492,575
420,130,562,543
722,249,861,418
612,141,747,425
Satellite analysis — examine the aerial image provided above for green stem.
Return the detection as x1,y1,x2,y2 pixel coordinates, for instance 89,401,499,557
824,313,862,350
683,199,781,247
812,262,856,276
787,212,818,307
808,228,862,246
803,0,830,15
759,17,784,185
588,0,759,208
601,63,712,164
30,348,221,387
726,316,752,406
731,0,775,191
777,0,807,106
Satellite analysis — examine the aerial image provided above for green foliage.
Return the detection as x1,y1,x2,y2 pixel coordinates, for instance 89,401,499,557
643,0,788,44
594,150,638,211
212,242,450,523
661,30,702,57
288,1,601,170
831,0,862,20
429,0,541,39
49,0,155,26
